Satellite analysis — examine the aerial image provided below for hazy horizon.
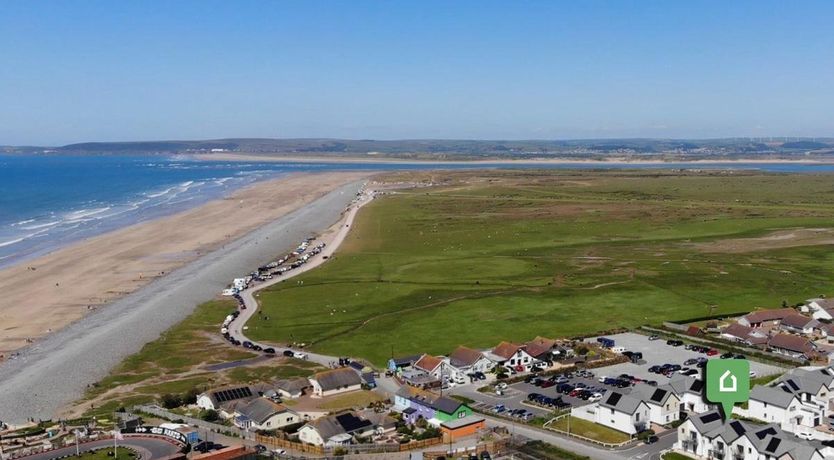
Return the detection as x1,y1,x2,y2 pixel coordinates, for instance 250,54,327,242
2,0,833,145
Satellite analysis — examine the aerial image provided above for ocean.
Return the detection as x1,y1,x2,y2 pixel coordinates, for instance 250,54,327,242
3,154,834,269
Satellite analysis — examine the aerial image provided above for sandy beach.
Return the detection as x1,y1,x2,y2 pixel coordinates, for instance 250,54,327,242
0,172,369,422
0,171,367,356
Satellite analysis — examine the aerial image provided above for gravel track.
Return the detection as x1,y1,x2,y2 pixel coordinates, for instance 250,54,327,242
0,180,364,423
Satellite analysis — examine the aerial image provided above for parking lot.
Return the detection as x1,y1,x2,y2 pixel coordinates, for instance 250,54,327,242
585,332,786,382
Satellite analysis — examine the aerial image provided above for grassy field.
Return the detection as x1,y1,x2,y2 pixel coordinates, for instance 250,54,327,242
550,415,631,443
245,170,834,365
78,299,324,417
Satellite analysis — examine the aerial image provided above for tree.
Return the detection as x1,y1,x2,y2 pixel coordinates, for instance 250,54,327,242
160,393,182,409
182,387,200,405
201,409,220,422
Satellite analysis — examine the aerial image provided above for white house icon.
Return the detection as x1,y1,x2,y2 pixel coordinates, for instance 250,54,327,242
719,370,737,392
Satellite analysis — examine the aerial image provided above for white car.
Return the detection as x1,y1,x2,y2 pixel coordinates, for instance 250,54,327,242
495,382,508,390
589,393,603,402
294,352,307,360
749,371,758,378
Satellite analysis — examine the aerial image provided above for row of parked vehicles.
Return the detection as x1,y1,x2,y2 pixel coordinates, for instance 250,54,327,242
491,404,535,421
527,392,571,409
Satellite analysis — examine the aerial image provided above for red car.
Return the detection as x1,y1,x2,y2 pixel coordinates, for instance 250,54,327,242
706,349,719,356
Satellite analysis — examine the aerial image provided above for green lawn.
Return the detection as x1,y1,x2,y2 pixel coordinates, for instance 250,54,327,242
663,453,696,460
246,171,834,365
549,415,631,443
77,448,136,460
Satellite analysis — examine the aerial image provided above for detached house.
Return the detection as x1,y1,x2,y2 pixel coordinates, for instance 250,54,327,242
768,333,816,360
720,323,769,347
738,308,797,328
387,354,422,374
675,410,826,460
197,386,260,418
808,298,834,321
413,355,446,379
309,367,363,398
779,314,818,336
631,383,681,425
445,346,493,380
233,399,298,431
486,342,535,372
591,391,650,435
298,411,382,447
667,374,712,414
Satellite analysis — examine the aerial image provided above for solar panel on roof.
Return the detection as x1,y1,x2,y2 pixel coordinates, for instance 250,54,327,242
765,438,781,453
213,386,252,403
786,379,800,391
729,421,746,436
650,389,667,402
691,380,704,392
755,427,777,440
607,393,622,406
700,412,721,423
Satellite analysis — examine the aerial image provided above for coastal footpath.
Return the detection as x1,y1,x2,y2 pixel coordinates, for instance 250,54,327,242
0,173,367,423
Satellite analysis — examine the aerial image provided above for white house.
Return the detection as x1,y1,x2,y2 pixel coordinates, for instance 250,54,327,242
746,367,834,435
233,398,299,431
779,314,819,336
675,410,826,460
196,386,258,418
413,355,446,379
444,346,494,380
298,412,383,447
631,383,681,425
308,367,362,398
486,342,536,372
667,374,713,414
808,298,834,321
737,308,796,328
595,391,650,435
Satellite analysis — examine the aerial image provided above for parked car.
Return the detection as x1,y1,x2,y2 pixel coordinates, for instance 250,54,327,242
645,435,659,444
706,349,719,356
263,347,275,354
282,350,294,357
648,335,659,341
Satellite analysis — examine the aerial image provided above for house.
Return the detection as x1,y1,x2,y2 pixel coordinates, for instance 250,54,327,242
779,314,818,336
768,333,816,359
298,411,383,446
486,342,535,371
394,387,473,426
233,398,298,431
675,410,826,460
348,361,377,388
720,323,769,347
196,386,259,417
631,383,681,425
273,377,309,399
309,367,363,398
444,346,494,380
751,366,834,434
387,354,422,373
523,337,558,362
413,355,445,379
667,374,712,413
595,391,650,435
737,308,797,328
808,298,834,321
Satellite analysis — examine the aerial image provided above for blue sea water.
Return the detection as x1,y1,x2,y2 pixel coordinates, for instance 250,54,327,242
2,154,834,269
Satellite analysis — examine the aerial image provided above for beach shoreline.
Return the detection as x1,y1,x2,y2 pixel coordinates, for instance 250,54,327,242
191,152,834,165
0,171,368,357
0,172,369,422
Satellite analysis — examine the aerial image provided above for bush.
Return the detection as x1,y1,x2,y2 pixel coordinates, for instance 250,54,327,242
636,429,656,441
417,426,441,440
160,393,182,409
182,387,200,405
200,409,220,422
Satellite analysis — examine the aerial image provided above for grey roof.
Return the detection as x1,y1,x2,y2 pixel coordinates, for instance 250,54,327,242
390,354,423,367
429,396,463,414
440,415,484,430
274,377,309,394
750,385,798,408
236,398,290,424
600,391,645,414
312,367,362,391
667,374,705,396
631,383,675,405
778,367,834,395
307,416,347,441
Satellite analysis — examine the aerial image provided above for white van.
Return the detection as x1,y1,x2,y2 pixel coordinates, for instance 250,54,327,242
611,346,626,354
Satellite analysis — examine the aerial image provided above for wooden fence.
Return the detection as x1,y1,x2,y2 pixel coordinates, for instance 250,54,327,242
255,434,442,456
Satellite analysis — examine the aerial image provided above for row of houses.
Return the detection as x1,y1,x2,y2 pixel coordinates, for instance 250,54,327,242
570,373,710,435
721,305,834,360
388,337,574,387
675,410,829,460
744,366,834,437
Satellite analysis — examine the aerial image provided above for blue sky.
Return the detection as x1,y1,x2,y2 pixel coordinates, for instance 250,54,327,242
1,1,833,145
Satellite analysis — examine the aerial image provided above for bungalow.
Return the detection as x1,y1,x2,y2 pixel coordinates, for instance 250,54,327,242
273,377,309,399
595,391,650,435
233,398,298,431
394,387,473,426
667,374,712,414
631,383,681,425
486,341,535,372
779,314,818,336
413,355,445,379
445,346,494,380
196,385,259,417
737,308,797,328
808,298,834,321
309,367,363,398
675,410,826,460
720,323,769,347
298,411,378,446
768,333,816,360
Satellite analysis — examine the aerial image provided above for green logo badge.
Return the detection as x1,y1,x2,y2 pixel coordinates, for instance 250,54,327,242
706,359,750,419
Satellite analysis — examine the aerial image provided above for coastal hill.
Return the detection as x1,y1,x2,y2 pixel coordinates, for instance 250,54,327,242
3,137,834,160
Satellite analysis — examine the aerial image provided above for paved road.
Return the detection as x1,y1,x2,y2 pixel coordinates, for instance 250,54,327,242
18,436,181,460
226,187,374,368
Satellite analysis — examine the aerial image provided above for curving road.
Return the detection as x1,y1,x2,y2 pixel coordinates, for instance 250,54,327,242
226,186,375,368
17,436,181,460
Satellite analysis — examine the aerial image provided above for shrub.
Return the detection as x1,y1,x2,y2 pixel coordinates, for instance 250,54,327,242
160,393,182,409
